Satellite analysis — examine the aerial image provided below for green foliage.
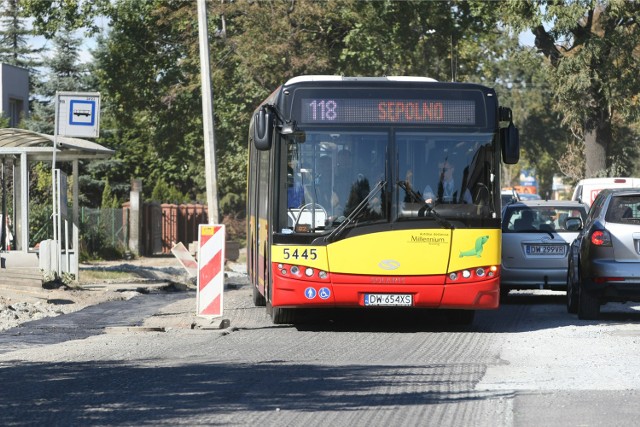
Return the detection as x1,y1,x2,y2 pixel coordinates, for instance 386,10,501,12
20,0,112,38
101,178,118,208
149,178,189,204
29,201,50,247
492,1,640,178
0,0,42,70
20,0,640,208
23,25,92,134
79,157,129,208
79,210,125,261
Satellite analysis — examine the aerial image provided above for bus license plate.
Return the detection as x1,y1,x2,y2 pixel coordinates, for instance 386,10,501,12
364,294,413,307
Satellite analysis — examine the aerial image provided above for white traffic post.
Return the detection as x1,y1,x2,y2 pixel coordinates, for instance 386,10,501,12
196,224,225,317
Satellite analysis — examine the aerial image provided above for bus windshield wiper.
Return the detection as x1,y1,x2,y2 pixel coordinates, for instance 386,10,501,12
397,180,422,203
326,180,386,243
419,202,453,229
396,181,453,229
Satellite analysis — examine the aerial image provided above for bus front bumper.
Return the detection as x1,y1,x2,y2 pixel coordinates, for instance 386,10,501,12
271,270,500,310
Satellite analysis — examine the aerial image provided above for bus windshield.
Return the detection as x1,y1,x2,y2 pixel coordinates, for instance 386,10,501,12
282,130,496,234
284,130,387,233
396,132,495,221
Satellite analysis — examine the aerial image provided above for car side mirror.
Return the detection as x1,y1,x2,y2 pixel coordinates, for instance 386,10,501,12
565,217,583,231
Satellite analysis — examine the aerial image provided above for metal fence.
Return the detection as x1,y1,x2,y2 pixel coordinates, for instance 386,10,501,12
80,207,128,253
79,203,209,256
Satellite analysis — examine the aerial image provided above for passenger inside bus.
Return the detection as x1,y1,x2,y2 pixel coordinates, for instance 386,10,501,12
314,155,339,216
422,160,472,204
334,148,355,209
287,163,305,208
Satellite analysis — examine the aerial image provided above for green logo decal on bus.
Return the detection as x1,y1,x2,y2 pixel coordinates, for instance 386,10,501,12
460,236,489,258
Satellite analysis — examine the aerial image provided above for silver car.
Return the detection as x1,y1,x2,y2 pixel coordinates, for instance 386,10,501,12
567,188,640,319
501,200,588,297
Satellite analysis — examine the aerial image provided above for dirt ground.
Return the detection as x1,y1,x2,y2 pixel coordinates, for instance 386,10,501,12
0,254,244,332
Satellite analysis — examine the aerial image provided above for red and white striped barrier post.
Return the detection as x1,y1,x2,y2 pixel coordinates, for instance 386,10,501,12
171,241,198,278
197,224,225,317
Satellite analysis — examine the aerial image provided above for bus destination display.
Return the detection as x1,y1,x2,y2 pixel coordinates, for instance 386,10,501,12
301,98,476,125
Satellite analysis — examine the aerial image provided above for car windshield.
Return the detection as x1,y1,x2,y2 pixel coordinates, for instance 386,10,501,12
605,195,640,223
503,205,587,233
518,193,541,200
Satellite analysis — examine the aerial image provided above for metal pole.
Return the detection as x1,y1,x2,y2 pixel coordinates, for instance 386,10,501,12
72,159,79,277
52,93,59,274
1,160,6,251
20,153,28,251
56,169,62,274
197,0,220,225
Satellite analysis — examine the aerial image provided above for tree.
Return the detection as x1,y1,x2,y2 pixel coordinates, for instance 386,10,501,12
23,26,91,134
493,1,640,178
20,0,111,38
0,0,41,69
494,46,572,197
23,0,549,214
100,178,118,209
337,1,505,82
90,1,210,206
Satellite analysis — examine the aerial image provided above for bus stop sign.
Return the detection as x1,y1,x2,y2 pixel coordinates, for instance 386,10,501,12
56,92,101,138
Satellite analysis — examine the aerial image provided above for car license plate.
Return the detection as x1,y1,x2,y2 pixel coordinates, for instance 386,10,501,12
525,244,566,255
364,294,413,307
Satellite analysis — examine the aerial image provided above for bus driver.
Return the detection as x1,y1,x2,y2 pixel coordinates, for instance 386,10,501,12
423,160,472,204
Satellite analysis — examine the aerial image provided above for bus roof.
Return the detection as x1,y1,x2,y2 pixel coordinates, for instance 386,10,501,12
284,75,438,86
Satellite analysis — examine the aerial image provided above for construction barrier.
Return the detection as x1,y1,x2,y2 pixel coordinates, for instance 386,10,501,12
196,224,225,317
171,241,198,278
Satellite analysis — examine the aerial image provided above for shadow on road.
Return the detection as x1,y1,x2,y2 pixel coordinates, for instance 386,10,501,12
0,359,513,425
290,290,640,334
294,308,478,333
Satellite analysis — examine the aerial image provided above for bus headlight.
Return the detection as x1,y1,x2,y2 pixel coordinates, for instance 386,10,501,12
305,267,314,277
488,266,498,277
446,265,499,283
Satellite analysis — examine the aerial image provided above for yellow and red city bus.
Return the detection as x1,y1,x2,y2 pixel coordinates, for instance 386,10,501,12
247,76,519,324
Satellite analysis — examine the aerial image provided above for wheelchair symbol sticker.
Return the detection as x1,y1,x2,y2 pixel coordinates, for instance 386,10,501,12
305,287,317,299
319,287,331,300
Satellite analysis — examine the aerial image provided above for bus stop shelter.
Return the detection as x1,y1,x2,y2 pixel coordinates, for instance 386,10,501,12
0,127,114,276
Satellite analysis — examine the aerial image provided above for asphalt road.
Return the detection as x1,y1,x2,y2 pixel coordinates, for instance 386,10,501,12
1,282,639,426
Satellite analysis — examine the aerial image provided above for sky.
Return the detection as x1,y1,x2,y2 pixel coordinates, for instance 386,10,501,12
519,30,535,47
27,14,108,65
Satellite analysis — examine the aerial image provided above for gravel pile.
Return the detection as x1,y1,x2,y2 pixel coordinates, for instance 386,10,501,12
0,298,66,331
0,290,143,332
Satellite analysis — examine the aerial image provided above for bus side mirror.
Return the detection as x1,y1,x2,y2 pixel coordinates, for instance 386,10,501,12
501,122,519,164
253,107,273,151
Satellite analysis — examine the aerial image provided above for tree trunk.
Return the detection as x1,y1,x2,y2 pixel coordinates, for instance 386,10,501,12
583,108,611,178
